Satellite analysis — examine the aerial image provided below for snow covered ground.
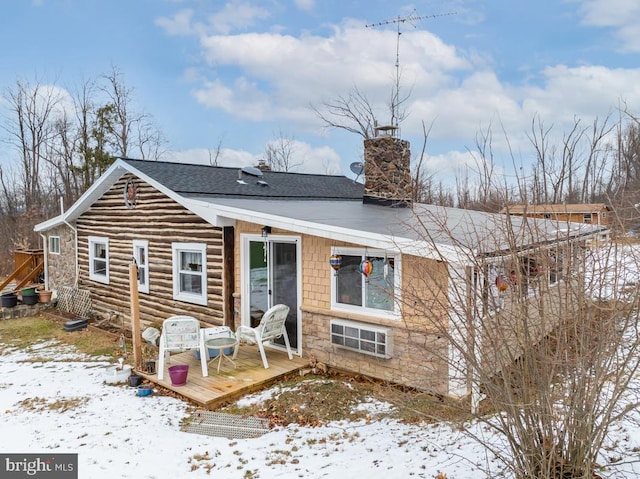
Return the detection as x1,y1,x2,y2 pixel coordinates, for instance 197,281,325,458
0,338,639,478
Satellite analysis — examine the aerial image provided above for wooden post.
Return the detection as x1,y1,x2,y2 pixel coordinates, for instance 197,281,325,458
129,263,143,369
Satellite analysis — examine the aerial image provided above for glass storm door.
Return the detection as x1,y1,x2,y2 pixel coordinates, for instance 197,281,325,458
245,236,300,351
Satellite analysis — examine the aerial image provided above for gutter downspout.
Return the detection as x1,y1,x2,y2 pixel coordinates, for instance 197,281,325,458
39,232,49,290
60,197,79,286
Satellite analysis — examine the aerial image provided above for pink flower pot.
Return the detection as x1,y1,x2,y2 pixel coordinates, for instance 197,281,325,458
168,365,189,386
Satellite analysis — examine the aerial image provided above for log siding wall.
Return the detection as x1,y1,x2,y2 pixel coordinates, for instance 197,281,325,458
75,175,225,327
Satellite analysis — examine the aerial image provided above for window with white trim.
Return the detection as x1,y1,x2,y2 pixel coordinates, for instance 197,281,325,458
172,242,207,305
89,236,109,284
49,236,60,255
331,247,399,317
133,240,149,294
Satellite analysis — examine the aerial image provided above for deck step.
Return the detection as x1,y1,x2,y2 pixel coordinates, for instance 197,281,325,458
182,411,270,439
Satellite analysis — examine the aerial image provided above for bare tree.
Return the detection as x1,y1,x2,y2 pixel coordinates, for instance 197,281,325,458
3,78,62,211
396,160,640,478
311,86,379,139
100,66,165,160
263,131,302,172
207,135,225,167
0,69,167,267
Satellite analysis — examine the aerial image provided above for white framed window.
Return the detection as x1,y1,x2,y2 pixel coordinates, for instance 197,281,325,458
89,236,109,284
583,213,592,223
330,247,400,318
133,240,149,294
49,236,60,255
172,242,207,306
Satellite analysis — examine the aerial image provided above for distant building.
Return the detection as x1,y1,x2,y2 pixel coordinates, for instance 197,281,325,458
502,203,611,228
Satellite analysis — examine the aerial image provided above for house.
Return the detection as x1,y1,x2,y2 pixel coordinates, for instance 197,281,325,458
34,135,609,399
501,203,611,227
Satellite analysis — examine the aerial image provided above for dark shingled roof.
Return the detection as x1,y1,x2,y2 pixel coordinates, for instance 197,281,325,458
121,158,363,200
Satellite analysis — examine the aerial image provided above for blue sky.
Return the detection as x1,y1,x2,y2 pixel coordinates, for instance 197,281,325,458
2,0,640,183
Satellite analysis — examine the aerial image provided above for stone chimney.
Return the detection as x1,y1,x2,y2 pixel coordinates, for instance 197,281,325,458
363,130,412,207
255,159,271,171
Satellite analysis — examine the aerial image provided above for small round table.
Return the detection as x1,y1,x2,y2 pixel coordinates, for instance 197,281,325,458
205,336,239,373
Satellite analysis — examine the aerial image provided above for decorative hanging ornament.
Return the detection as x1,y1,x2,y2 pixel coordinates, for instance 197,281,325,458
495,276,509,292
329,254,342,276
359,259,373,278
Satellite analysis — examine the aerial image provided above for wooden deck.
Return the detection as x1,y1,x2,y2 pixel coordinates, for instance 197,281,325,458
136,344,308,407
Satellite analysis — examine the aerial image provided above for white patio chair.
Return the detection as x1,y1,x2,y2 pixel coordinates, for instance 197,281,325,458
232,304,293,369
157,315,201,380
199,326,235,376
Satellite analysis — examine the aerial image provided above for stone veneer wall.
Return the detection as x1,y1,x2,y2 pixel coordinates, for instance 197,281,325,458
45,224,76,292
232,220,452,395
363,136,412,206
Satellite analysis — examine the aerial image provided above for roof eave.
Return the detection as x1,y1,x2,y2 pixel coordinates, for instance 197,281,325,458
183,197,470,262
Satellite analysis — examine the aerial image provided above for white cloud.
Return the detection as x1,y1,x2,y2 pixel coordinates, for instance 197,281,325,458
577,0,640,52
175,2,640,181
194,22,469,130
521,65,640,121
155,9,196,36
156,1,271,37
294,0,315,12
206,0,271,34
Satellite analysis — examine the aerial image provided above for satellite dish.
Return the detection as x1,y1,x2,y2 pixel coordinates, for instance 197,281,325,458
241,166,263,177
350,162,364,175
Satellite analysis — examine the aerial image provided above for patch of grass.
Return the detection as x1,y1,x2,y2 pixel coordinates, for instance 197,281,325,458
0,316,122,359
60,330,120,358
15,396,89,413
0,317,59,350
221,372,471,428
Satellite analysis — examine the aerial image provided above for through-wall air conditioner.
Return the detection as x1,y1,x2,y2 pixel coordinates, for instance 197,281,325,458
330,319,393,359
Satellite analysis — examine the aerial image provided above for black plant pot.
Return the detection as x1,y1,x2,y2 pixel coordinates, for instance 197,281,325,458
128,375,143,387
1,293,17,308
21,294,38,305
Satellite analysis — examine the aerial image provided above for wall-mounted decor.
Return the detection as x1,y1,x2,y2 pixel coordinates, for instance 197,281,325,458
124,178,139,209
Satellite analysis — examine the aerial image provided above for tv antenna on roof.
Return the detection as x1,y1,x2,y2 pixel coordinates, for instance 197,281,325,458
366,9,456,127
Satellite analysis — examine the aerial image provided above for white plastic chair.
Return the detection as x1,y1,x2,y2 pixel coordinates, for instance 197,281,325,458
157,315,202,380
199,326,235,376
232,304,293,369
